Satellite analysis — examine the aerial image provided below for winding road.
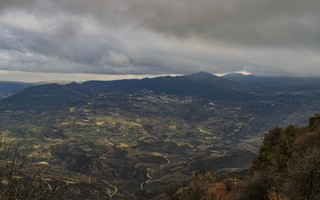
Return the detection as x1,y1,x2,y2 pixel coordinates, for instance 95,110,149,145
140,155,170,190
102,180,118,199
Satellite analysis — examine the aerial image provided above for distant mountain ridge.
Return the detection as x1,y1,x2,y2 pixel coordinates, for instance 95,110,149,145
0,83,88,110
0,81,34,99
223,73,320,93
2,71,320,114
0,72,255,111
0,80,72,100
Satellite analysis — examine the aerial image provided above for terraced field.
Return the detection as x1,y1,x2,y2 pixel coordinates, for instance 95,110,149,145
0,91,260,199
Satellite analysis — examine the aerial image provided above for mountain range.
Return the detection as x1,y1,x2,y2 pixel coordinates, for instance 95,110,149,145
0,72,319,199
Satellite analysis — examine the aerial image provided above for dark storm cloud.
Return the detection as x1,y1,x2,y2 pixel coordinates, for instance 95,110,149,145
147,0,320,49
49,0,320,49
0,0,320,77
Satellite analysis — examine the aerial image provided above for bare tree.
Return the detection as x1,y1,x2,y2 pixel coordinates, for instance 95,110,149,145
0,133,62,200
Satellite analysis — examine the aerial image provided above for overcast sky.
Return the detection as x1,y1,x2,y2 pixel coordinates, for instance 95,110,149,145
0,0,320,81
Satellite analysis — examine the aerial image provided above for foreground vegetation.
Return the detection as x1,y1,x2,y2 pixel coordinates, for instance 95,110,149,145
156,114,320,200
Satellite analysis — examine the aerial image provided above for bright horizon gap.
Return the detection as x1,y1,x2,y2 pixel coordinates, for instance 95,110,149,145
0,70,185,82
0,70,251,82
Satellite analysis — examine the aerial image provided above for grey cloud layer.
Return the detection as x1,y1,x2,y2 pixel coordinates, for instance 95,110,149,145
0,0,320,76
45,0,320,48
